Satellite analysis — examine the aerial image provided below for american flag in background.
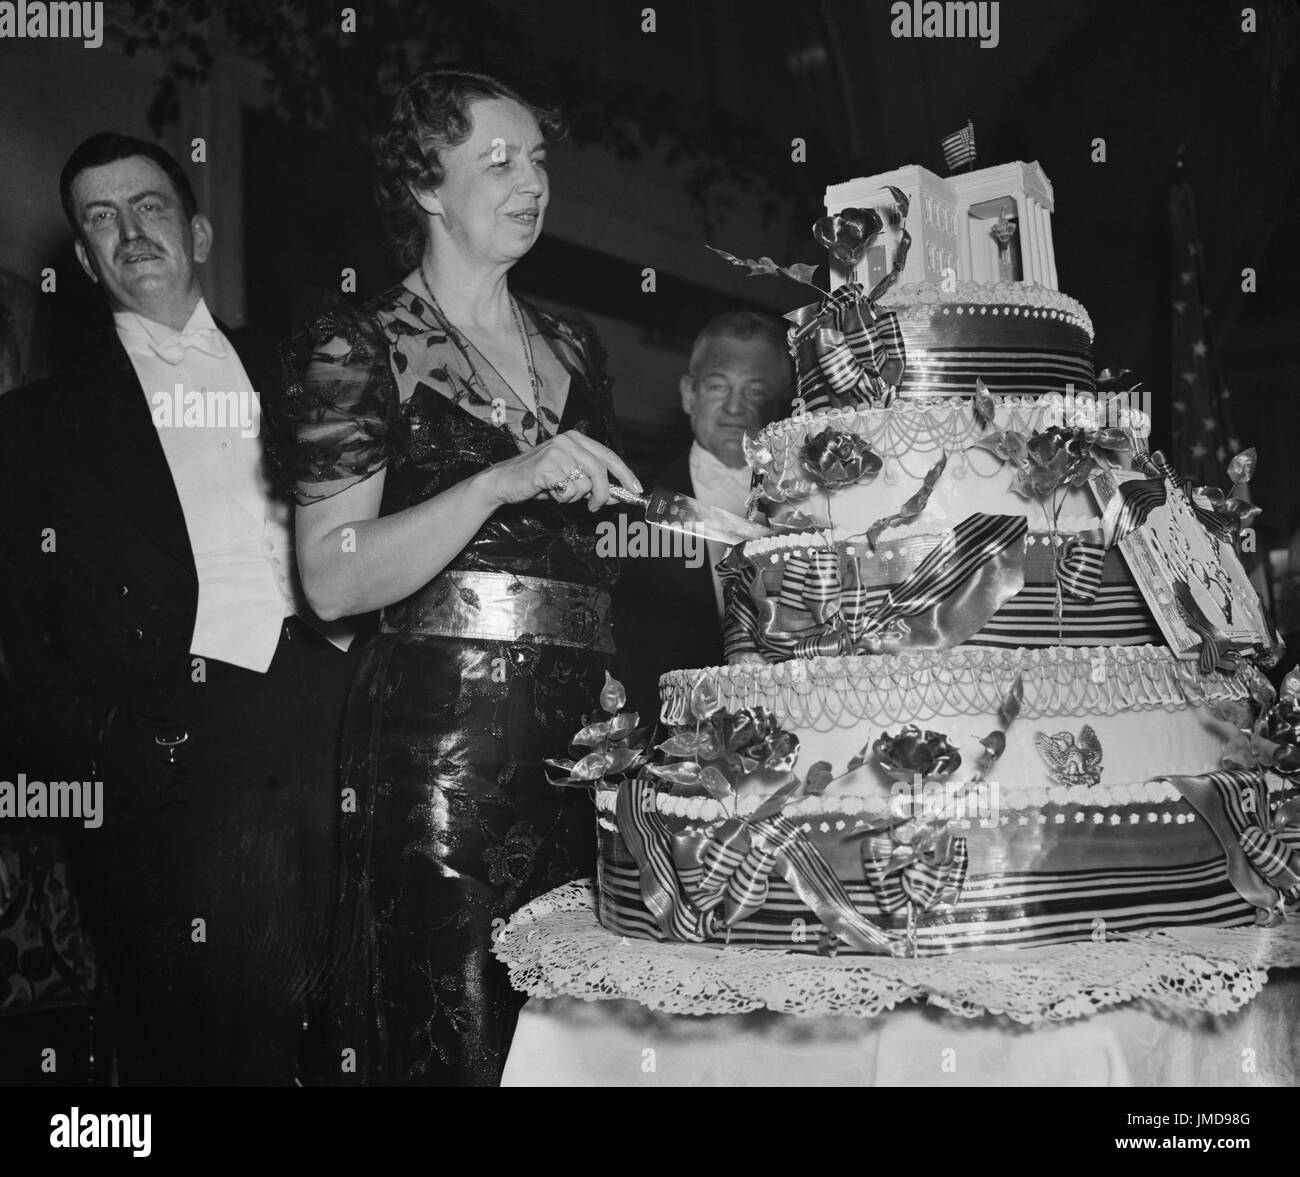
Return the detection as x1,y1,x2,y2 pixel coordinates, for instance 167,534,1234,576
1168,180,1241,489
940,120,976,173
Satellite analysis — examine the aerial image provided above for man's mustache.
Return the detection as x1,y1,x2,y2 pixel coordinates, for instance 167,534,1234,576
115,239,165,262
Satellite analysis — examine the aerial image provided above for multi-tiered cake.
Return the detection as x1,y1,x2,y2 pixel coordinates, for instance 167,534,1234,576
570,161,1300,956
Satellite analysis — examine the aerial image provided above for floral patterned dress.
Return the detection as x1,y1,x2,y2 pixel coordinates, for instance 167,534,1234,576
268,276,618,1085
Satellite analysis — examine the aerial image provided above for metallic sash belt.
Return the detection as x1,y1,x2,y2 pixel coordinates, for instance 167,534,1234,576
382,569,614,654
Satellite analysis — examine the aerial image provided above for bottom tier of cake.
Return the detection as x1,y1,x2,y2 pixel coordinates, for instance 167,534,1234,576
589,645,1297,955
596,794,1259,955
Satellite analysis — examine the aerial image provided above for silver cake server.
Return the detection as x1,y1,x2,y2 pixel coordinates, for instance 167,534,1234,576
608,485,774,545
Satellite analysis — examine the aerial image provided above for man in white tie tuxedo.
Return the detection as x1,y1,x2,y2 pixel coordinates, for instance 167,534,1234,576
613,310,793,719
0,133,362,1084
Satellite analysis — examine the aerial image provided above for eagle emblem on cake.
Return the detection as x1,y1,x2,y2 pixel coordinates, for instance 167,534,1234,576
1034,725,1103,788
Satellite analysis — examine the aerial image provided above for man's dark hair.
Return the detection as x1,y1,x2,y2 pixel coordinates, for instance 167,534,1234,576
687,309,792,382
59,132,199,236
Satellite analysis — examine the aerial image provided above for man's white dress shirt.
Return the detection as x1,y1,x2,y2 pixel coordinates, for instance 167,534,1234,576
115,299,343,672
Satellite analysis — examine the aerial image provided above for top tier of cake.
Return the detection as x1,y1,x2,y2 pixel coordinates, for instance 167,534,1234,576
807,162,1093,401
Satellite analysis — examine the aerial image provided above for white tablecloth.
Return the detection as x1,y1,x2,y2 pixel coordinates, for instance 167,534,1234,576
502,975,1300,1086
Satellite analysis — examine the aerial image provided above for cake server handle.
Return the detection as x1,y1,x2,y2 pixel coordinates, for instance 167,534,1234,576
607,486,649,510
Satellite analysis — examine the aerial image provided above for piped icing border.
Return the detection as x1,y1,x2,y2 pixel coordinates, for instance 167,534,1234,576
752,393,1150,458
879,280,1094,340
742,516,1107,561
595,781,1193,821
595,768,1291,834
743,520,953,559
661,643,1252,726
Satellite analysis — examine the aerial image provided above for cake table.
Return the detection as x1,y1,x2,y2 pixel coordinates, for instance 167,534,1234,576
495,882,1300,1086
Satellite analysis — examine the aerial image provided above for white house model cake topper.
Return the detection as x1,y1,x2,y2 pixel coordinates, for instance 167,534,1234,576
826,161,1059,292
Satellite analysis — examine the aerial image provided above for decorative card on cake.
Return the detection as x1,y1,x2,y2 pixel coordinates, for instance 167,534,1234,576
1089,467,1272,660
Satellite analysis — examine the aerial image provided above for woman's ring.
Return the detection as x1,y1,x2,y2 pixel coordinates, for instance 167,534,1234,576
567,465,587,483
550,477,570,496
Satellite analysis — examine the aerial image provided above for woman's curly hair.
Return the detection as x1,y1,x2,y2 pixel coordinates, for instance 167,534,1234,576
374,64,567,270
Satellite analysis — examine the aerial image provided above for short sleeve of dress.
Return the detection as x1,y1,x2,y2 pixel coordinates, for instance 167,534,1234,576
265,304,402,504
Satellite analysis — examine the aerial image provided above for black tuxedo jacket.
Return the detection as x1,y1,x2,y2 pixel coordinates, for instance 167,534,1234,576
0,316,276,778
611,448,725,725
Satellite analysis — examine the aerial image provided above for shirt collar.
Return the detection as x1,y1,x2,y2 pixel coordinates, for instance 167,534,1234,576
114,298,216,350
689,440,750,485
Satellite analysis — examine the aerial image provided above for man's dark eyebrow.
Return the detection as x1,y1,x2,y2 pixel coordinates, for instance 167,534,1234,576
80,189,170,215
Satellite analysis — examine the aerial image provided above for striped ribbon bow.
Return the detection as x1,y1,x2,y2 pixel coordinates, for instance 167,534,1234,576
1172,580,1238,675
844,515,1025,655
1103,469,1168,546
786,284,906,413
862,828,969,914
720,556,766,660
616,776,711,941
1161,769,1300,914
1134,451,1253,545
720,546,854,661
722,514,1027,662
615,777,899,953
1054,529,1108,602
680,816,792,926
1240,795,1300,906
790,547,858,659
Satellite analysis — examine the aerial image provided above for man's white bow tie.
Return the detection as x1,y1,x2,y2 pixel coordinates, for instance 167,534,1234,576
149,326,227,365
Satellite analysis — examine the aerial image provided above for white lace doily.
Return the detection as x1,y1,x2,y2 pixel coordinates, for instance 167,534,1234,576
494,881,1300,1024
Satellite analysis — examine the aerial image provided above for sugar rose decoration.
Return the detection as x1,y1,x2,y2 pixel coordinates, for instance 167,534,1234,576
551,668,830,805
1011,424,1127,499
645,702,806,800
812,207,885,266
1268,687,1300,776
656,706,800,780
715,707,801,775
872,724,962,782
800,429,883,491
970,379,1130,501
1221,667,1300,778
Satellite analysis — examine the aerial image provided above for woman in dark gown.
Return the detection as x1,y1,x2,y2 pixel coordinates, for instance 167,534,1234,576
267,66,640,1085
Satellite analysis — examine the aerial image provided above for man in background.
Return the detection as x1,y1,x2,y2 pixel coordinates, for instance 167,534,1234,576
613,310,794,721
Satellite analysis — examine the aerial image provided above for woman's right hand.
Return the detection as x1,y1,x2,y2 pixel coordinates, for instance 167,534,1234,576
477,430,642,511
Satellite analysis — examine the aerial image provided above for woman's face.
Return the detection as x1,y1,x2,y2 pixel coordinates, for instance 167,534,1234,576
423,97,549,267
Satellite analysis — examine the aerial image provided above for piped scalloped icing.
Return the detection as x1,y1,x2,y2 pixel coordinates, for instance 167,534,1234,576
661,644,1253,725
752,392,1150,456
